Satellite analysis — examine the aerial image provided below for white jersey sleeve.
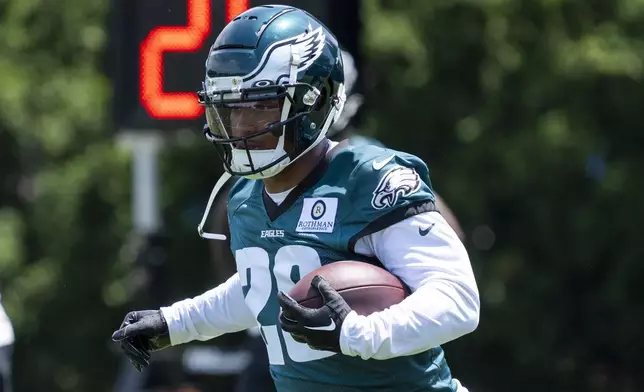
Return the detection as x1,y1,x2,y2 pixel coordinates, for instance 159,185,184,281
160,273,256,345
340,211,480,360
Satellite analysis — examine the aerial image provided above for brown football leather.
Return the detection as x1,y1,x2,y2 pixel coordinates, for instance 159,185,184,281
288,261,406,316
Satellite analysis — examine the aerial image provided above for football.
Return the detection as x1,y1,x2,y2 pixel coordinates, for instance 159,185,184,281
288,261,407,316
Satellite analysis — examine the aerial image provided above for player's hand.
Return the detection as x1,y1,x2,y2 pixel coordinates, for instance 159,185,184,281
278,275,351,353
111,310,171,372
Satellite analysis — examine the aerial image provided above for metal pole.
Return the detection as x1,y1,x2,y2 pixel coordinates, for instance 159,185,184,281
113,131,164,392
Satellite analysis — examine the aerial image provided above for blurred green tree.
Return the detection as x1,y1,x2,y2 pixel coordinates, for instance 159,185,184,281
362,1,644,391
1,0,643,391
0,1,132,391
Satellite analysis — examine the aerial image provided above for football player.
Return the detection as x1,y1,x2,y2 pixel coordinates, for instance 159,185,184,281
112,5,479,392
207,48,468,392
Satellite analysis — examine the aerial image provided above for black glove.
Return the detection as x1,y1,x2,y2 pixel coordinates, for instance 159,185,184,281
278,275,352,353
111,310,170,372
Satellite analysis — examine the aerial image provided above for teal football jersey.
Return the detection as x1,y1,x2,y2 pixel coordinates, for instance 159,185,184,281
227,143,458,392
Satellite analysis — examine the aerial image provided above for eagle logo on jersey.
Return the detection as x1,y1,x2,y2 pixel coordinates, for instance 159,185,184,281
371,166,421,210
243,26,326,87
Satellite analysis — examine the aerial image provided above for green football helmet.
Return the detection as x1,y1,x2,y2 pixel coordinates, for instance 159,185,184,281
198,5,346,179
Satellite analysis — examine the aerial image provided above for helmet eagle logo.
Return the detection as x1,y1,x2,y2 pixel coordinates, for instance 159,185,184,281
242,27,326,85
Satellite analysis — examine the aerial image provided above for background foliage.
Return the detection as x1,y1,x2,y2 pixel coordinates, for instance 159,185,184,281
0,0,642,391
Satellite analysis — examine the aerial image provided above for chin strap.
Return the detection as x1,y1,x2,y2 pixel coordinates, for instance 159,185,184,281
197,171,232,240
203,123,216,143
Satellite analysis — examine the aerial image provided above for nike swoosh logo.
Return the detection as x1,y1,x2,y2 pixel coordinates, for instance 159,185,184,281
304,319,336,332
372,155,395,170
419,223,435,236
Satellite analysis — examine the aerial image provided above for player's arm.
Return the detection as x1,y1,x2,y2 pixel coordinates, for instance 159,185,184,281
112,273,256,371
339,152,478,360
278,150,478,358
342,211,479,360
160,272,257,345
